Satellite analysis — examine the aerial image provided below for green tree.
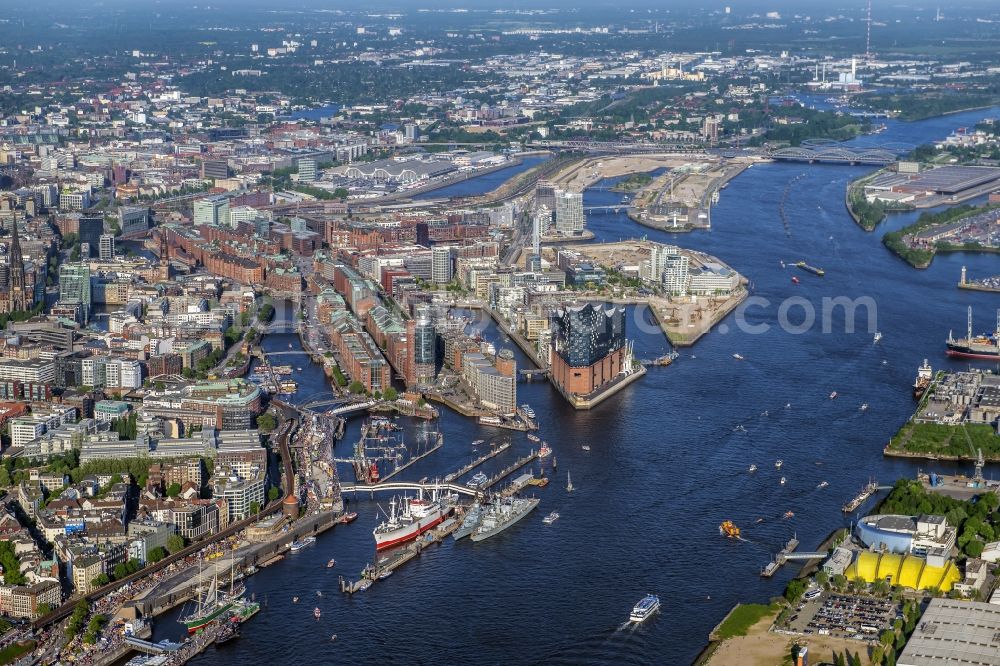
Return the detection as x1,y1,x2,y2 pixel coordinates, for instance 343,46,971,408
167,482,182,498
36,602,53,616
166,534,186,554
92,573,110,588
249,501,261,515
783,578,807,603
383,386,398,401
268,487,281,502
147,547,168,564
256,413,277,432
348,380,364,394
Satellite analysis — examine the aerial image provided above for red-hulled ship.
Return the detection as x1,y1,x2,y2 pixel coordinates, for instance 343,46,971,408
373,490,452,551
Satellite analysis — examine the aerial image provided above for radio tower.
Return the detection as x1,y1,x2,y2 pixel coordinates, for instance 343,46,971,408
865,0,872,63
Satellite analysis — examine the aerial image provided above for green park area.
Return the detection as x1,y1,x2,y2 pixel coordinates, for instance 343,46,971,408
887,421,1000,460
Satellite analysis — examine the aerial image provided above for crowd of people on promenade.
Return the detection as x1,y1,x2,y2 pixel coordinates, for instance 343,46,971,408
12,533,252,663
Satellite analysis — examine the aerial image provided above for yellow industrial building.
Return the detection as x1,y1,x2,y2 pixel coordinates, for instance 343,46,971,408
844,551,961,593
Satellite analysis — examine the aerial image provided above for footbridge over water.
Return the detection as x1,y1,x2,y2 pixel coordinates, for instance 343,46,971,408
125,637,182,654
776,551,829,562
340,481,480,497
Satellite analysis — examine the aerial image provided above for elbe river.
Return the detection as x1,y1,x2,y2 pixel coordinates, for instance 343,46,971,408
157,105,1000,665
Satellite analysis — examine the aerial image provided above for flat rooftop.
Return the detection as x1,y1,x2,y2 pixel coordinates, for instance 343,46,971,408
898,598,1000,666
901,165,1000,195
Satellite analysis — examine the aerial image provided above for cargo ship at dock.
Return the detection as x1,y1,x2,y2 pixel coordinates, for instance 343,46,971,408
946,306,1000,360
373,489,452,551
913,359,932,400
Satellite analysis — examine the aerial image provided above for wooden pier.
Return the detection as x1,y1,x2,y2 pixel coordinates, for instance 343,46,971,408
482,450,540,489
340,513,463,595
443,442,510,482
379,433,444,483
760,535,801,577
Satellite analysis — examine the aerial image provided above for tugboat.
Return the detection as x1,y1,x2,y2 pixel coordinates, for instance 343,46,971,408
719,521,741,538
913,359,932,400
629,595,661,624
538,442,552,458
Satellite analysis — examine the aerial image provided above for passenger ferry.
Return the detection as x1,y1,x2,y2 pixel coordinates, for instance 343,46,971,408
630,594,661,623
468,472,489,488
290,537,316,552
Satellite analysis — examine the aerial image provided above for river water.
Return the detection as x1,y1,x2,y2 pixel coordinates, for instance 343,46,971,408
158,107,1000,665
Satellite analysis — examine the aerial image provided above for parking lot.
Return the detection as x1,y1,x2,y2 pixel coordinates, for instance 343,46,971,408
782,591,900,641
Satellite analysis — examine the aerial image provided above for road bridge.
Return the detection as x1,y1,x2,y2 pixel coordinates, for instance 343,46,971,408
768,139,912,166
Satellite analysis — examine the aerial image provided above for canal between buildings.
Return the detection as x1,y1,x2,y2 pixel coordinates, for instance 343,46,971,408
159,107,1000,665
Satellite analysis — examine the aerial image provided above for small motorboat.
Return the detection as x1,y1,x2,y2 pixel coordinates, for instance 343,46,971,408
292,596,299,603
860,403,869,411
780,477,787,485
817,481,829,489
327,559,336,568
791,276,800,284
783,511,795,519
874,331,882,344
749,464,758,473
581,445,591,451
733,353,744,360
755,517,765,524
829,391,837,399
543,511,560,525
314,607,321,619
775,460,783,469
331,634,337,642
316,590,322,597
377,570,393,580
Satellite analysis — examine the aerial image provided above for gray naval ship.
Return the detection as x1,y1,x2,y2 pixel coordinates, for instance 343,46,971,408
469,496,540,542
452,502,484,541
